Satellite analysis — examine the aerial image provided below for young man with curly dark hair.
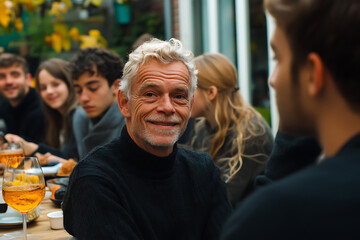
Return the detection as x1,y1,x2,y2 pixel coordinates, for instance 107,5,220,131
70,47,126,159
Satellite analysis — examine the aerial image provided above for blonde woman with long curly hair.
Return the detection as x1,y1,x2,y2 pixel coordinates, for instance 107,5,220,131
186,53,274,206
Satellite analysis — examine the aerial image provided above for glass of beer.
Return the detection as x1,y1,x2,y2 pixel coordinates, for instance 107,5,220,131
0,142,25,166
2,157,45,240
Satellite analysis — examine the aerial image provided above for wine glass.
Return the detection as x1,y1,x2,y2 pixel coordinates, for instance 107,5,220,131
2,157,45,240
0,142,25,166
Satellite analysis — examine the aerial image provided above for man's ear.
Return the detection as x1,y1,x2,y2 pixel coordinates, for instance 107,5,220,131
307,53,325,97
26,73,32,87
117,89,131,118
207,86,218,101
111,79,121,96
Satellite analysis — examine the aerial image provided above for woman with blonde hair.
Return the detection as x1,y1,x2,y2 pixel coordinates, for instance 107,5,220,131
187,53,273,206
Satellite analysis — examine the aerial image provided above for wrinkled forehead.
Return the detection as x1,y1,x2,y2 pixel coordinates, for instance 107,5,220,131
135,59,190,85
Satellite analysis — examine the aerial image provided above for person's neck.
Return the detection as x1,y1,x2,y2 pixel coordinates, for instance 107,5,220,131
204,108,217,130
9,93,27,107
126,124,174,157
317,105,360,157
90,105,112,124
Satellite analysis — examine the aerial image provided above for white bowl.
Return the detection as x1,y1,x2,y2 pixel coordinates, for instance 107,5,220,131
47,210,64,229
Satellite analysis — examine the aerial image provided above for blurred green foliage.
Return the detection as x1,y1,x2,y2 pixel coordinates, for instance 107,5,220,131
110,11,164,60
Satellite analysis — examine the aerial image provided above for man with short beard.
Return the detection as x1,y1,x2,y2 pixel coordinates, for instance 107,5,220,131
221,0,360,239
0,53,45,143
63,38,232,240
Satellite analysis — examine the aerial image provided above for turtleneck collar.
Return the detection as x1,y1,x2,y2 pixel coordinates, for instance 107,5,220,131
118,127,177,179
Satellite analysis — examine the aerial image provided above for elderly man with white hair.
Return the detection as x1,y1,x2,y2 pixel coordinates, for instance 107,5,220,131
62,38,232,240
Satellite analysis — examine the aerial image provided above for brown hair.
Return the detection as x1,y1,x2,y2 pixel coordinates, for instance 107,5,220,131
265,0,360,112
193,53,267,180
0,53,29,74
35,58,78,148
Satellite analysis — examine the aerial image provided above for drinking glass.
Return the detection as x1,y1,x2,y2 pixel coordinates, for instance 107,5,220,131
0,142,25,166
2,157,45,240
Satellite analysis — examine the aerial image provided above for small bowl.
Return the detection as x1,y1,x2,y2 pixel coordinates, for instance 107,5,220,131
47,210,64,229
46,178,69,191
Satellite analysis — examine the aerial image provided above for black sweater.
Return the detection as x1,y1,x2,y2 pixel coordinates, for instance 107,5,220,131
221,132,360,239
0,88,45,143
63,127,232,240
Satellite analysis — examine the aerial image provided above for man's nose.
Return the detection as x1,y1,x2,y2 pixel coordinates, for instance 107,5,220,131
5,76,13,85
157,95,175,114
268,68,277,89
79,90,90,103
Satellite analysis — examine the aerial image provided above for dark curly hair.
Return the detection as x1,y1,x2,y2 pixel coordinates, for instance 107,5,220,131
70,47,124,86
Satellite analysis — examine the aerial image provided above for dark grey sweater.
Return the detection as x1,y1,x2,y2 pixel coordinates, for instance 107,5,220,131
183,116,274,206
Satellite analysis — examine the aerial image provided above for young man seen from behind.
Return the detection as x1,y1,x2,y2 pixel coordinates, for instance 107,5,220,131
70,47,126,159
221,0,360,239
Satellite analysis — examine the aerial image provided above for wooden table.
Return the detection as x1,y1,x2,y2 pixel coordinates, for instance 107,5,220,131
0,191,73,240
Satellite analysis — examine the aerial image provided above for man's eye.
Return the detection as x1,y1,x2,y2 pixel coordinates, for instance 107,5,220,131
174,95,184,99
74,88,81,94
89,87,98,92
11,72,20,78
145,92,154,97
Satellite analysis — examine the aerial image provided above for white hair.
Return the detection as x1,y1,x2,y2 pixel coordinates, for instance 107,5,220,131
119,38,197,99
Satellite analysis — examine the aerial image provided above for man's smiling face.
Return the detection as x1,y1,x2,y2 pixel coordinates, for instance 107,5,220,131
120,59,192,156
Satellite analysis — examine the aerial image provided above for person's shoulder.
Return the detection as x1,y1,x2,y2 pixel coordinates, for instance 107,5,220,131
72,107,88,121
241,155,360,209
177,146,217,174
73,145,115,180
178,146,212,164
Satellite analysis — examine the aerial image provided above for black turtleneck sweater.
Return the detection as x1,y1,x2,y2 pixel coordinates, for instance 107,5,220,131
62,127,232,240
0,87,45,143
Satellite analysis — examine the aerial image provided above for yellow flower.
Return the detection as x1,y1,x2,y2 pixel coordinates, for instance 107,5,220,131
49,2,60,16
15,17,23,32
79,30,107,48
89,29,101,38
51,32,62,53
80,35,98,48
0,1,13,28
49,2,67,17
69,27,80,42
63,38,71,51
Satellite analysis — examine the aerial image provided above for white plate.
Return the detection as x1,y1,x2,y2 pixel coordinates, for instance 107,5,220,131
41,163,62,176
0,206,40,227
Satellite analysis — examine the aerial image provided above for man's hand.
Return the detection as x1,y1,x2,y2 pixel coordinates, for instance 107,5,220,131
5,133,39,156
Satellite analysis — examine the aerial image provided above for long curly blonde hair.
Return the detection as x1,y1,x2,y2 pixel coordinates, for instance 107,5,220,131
194,53,267,181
